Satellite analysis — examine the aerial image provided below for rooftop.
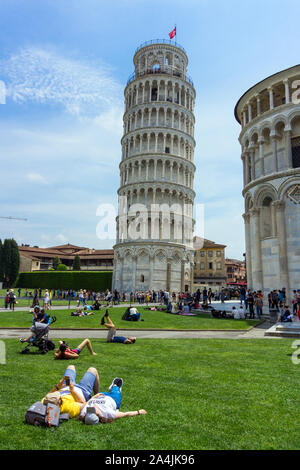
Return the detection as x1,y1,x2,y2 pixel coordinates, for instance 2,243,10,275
18,244,114,260
194,237,227,249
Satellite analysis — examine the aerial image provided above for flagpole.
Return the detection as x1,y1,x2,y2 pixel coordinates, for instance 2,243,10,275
175,23,177,46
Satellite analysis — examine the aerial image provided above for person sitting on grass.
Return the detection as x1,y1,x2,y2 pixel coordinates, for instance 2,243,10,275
79,377,147,425
211,308,221,319
167,301,179,314
29,305,41,319
92,299,101,311
238,304,245,319
232,306,240,319
101,310,136,344
128,306,140,321
180,302,190,314
54,339,97,359
31,307,50,324
279,306,293,323
42,365,99,418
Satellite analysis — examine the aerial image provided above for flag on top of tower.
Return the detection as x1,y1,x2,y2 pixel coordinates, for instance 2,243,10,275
169,26,176,39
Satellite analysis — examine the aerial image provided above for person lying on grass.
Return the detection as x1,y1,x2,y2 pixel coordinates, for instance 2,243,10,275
54,339,97,359
79,306,94,316
42,365,99,418
79,377,147,424
70,306,95,316
101,310,137,344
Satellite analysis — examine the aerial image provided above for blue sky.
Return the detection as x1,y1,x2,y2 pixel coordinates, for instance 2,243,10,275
0,0,300,258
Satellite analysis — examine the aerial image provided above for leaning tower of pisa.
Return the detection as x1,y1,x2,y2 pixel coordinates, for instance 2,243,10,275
112,40,196,294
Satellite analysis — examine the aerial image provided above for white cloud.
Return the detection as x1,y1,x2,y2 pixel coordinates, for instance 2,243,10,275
27,173,48,184
56,233,68,244
1,46,123,116
93,106,123,134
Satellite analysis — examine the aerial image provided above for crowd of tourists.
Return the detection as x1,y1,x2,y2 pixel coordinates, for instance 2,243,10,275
4,285,300,323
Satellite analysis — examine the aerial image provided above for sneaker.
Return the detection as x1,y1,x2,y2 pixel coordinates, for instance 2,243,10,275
108,377,123,391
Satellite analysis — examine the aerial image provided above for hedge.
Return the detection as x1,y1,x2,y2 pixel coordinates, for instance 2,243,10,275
16,271,113,291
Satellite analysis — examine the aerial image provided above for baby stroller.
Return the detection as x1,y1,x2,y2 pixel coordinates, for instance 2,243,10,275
20,315,57,355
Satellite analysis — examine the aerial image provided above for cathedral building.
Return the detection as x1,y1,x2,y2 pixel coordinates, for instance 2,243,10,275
235,65,300,301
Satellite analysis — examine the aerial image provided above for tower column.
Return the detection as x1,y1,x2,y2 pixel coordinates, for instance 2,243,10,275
273,200,290,302
256,95,261,115
118,256,124,293
242,213,253,289
268,87,274,110
149,253,154,290
181,259,185,293
154,160,157,180
132,255,137,292
271,133,279,172
258,138,265,176
284,128,293,168
284,79,290,104
166,258,172,292
250,208,263,290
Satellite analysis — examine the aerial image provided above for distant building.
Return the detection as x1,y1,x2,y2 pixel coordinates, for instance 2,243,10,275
194,239,227,288
225,259,246,286
18,243,114,272
19,254,41,272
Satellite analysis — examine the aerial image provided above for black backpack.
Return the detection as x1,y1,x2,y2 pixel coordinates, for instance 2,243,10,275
122,308,131,321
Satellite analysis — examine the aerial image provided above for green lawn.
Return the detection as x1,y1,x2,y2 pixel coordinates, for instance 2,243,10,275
0,307,260,330
0,338,299,450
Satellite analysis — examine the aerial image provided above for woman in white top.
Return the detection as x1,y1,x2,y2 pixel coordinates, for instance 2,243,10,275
43,290,50,310
79,377,147,424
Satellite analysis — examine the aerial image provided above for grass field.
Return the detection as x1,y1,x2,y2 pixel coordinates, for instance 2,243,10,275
0,307,260,330
0,338,299,450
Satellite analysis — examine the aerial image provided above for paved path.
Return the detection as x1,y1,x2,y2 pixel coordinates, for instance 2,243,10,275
0,321,281,340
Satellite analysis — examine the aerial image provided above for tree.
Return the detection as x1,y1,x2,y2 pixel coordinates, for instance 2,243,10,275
2,238,20,286
72,255,81,271
53,256,61,270
57,263,68,271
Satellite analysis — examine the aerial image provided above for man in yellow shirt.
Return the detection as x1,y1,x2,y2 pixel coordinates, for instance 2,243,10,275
42,365,99,418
